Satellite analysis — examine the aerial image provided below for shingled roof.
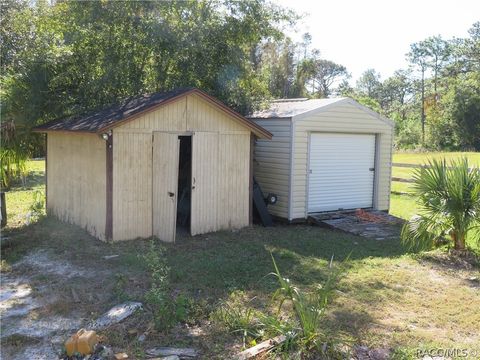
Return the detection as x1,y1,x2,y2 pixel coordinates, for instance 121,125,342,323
34,88,272,139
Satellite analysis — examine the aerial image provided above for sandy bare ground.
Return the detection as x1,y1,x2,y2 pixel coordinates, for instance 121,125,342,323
1,250,96,359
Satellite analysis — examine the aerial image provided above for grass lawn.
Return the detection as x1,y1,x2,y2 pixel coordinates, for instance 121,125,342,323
3,159,45,228
392,152,480,182
1,156,479,359
3,218,479,359
393,152,480,165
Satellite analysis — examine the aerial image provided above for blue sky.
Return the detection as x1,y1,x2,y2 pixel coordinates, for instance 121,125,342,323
276,0,480,82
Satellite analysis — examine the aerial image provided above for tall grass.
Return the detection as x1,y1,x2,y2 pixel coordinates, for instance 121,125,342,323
270,253,347,350
211,290,263,348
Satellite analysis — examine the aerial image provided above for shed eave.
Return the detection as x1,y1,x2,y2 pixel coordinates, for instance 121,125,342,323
33,88,272,140
32,128,99,134
344,98,395,127
290,98,351,122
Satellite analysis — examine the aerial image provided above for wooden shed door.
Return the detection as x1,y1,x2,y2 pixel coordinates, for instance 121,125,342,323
191,132,218,235
153,132,180,242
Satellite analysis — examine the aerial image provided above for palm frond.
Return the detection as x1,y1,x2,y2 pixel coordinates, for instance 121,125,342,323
401,157,480,251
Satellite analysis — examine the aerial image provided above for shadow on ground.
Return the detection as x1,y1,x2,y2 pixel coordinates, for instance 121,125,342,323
6,217,465,358
2,217,409,296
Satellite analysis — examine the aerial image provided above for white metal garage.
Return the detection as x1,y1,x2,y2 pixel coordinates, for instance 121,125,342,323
308,133,376,212
248,98,394,221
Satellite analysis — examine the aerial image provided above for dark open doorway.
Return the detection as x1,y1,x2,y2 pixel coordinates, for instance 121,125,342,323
177,136,192,232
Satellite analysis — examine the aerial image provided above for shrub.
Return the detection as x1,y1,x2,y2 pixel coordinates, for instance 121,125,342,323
112,273,130,302
27,189,45,223
401,158,480,251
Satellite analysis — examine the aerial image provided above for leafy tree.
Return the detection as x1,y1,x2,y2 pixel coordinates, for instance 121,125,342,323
258,38,298,98
407,41,429,143
380,70,413,118
300,58,349,98
356,68,382,99
442,74,480,150
1,0,297,170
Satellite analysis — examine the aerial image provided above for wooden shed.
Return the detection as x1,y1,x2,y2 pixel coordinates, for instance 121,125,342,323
248,98,394,221
35,88,272,242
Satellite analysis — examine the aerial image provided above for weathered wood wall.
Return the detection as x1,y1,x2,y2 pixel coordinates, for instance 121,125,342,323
47,132,106,239
112,93,251,241
112,132,152,241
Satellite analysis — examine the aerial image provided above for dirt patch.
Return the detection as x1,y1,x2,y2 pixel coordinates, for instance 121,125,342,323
16,249,94,278
0,251,93,359
419,250,479,271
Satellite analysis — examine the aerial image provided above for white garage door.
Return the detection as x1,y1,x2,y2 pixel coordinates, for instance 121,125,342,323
308,133,376,212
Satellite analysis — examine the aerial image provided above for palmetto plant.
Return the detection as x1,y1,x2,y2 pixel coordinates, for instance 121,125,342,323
1,121,30,189
401,158,480,251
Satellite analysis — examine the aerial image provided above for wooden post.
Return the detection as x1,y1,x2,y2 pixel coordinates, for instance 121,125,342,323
249,133,254,225
1,192,6,228
45,133,48,214
421,67,425,144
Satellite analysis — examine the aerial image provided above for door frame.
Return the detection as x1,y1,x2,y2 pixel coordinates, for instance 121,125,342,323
305,131,378,215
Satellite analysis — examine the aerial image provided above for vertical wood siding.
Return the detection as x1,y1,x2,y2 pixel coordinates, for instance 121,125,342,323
250,119,291,218
111,93,251,240
217,133,250,229
112,132,152,241
186,94,246,132
119,97,187,131
291,102,393,219
47,133,106,239
191,132,219,235
152,132,180,242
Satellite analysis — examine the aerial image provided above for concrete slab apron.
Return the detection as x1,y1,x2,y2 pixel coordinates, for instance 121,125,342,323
309,211,403,240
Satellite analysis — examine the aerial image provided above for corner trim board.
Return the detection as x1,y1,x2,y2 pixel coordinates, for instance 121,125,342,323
105,135,113,240
45,133,48,213
249,134,254,225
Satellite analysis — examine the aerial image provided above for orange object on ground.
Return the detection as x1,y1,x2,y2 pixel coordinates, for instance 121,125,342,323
65,329,98,356
355,208,389,223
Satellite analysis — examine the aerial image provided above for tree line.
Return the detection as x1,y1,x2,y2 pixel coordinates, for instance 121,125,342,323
1,0,479,186
254,25,480,151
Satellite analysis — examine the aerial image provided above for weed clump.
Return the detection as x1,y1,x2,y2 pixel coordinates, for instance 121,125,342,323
212,253,349,358
143,240,198,332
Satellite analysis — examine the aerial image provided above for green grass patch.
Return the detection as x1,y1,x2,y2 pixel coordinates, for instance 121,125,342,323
389,193,418,220
4,217,478,357
393,152,480,165
2,157,479,357
392,152,479,181
3,159,45,229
